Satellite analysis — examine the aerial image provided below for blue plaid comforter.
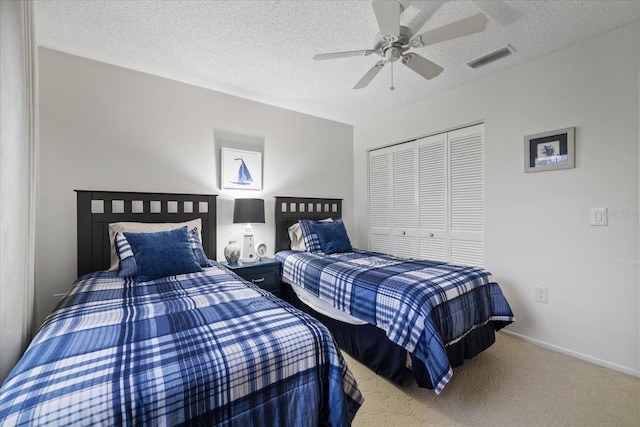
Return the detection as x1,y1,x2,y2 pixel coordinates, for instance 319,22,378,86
0,263,363,426
275,250,514,394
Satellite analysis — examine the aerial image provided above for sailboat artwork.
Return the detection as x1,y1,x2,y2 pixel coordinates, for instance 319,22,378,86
232,157,253,185
221,147,262,190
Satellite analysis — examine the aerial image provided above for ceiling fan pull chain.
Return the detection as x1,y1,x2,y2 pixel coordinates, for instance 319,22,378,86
390,61,395,91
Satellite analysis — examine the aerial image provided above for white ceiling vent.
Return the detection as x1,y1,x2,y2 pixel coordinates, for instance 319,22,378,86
467,44,515,69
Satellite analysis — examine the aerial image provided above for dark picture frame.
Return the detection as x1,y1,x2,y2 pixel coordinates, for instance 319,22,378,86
524,127,575,173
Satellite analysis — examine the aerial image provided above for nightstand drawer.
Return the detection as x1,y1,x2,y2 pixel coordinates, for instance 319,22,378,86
243,270,278,289
222,259,282,297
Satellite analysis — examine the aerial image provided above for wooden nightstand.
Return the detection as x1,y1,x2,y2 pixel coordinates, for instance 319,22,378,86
223,258,282,297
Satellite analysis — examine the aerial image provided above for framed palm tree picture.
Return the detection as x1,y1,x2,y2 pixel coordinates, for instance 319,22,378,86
221,148,262,190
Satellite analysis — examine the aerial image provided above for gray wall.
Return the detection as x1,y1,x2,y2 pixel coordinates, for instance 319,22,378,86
353,22,640,376
36,48,353,328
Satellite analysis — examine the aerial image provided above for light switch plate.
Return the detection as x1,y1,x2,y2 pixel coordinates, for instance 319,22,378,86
590,208,608,226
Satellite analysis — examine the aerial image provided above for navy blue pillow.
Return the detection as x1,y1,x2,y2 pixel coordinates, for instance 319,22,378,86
313,219,353,255
124,226,202,281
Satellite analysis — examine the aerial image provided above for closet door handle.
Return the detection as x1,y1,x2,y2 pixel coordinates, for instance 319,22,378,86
429,233,434,237
401,231,406,235
251,277,265,284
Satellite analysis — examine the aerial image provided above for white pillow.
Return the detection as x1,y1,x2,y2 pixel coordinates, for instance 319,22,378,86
108,218,202,271
288,222,306,251
288,218,333,251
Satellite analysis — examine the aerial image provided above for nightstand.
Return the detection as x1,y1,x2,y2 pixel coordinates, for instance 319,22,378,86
223,258,282,297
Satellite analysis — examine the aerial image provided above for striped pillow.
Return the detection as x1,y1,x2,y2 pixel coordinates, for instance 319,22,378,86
298,218,338,253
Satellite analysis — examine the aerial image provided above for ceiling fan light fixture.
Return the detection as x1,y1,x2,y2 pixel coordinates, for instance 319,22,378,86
467,44,515,69
385,47,402,62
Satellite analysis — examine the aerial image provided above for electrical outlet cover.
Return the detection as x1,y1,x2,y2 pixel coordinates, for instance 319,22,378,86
536,287,548,304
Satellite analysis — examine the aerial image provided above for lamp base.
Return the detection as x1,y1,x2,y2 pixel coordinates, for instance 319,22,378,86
241,233,257,263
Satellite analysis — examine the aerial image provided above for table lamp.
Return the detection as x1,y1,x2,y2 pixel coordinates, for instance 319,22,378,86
233,198,265,262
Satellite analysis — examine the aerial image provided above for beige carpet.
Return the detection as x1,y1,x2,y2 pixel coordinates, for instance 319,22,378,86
345,333,639,427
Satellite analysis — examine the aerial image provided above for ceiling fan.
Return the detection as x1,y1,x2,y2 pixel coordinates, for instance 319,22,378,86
313,0,488,90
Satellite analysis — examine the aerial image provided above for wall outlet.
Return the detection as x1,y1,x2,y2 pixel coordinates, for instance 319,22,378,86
536,287,548,304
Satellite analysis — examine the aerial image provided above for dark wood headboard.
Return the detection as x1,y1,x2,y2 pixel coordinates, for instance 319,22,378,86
274,196,343,253
76,190,217,276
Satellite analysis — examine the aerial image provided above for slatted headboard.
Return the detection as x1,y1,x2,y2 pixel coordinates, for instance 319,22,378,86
76,190,217,276
274,196,343,253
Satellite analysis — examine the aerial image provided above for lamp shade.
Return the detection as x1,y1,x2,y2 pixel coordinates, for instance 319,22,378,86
233,198,265,224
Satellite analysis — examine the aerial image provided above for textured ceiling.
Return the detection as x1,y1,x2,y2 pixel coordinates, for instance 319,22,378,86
33,0,640,125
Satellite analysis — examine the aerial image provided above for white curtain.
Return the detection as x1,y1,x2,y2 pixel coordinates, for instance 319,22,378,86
0,0,37,383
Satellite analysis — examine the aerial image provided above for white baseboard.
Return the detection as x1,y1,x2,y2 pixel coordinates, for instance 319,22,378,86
499,330,640,378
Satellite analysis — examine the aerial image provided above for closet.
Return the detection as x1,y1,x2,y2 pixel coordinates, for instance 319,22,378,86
369,123,484,266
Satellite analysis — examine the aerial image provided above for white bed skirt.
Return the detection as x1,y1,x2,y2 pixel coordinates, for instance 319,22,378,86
282,278,369,326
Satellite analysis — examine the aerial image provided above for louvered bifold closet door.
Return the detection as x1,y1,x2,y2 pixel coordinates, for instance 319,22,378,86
369,123,485,265
449,124,484,266
417,133,448,262
369,148,392,254
391,145,418,258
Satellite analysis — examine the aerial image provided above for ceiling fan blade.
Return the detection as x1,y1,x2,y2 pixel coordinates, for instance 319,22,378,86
313,50,375,60
413,13,488,47
354,61,385,89
372,0,401,37
402,53,443,80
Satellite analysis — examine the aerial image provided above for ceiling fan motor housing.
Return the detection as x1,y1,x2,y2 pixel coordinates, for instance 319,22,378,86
375,25,413,62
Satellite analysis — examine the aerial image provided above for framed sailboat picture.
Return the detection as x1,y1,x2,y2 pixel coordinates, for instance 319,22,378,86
221,148,262,190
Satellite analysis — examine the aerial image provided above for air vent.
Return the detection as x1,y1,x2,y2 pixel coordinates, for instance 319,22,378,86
467,44,515,69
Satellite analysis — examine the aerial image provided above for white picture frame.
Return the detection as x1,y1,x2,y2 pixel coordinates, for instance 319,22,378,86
524,127,575,173
221,148,262,190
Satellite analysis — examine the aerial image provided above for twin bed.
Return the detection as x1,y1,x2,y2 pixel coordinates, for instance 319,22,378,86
273,196,514,394
0,191,514,426
0,191,362,426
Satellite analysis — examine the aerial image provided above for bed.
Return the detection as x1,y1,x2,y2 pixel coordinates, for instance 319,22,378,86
273,196,515,394
0,191,363,426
